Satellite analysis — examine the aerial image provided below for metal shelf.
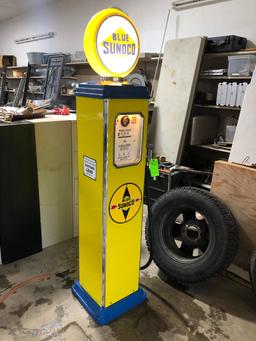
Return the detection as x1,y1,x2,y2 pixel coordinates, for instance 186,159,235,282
205,49,256,59
194,104,241,111
30,76,46,79
6,76,76,80
62,76,77,80
4,89,44,94
200,75,251,80
30,64,48,68
6,76,23,80
65,61,88,66
195,144,231,154
6,65,27,70
28,91,44,95
60,93,75,97
5,64,47,70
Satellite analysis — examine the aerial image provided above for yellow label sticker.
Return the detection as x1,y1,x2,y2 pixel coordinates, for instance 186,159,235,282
109,183,142,224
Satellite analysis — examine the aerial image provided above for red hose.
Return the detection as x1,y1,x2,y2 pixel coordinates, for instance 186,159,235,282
0,273,55,305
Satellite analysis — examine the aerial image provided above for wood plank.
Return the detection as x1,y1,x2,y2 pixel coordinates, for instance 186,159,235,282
211,160,256,270
150,36,206,164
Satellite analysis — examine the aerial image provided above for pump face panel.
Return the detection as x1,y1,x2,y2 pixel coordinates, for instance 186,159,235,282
114,113,144,167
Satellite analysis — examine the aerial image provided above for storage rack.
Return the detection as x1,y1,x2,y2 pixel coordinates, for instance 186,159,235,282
0,53,160,109
181,49,256,186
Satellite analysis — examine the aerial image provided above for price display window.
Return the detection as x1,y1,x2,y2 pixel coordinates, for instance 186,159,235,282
114,113,144,167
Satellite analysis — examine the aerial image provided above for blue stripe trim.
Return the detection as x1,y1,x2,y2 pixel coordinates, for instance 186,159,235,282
75,83,149,99
72,280,147,325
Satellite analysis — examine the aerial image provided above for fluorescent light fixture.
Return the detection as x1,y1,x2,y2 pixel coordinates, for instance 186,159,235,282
172,0,227,10
15,32,54,44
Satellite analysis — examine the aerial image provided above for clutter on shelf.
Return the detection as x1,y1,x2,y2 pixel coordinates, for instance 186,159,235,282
216,82,248,107
0,99,51,122
0,55,16,67
200,69,227,76
27,52,71,64
70,51,87,62
228,55,256,76
0,101,71,122
52,105,70,115
206,35,247,53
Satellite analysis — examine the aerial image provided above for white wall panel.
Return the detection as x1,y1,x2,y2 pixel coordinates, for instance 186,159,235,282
35,121,73,248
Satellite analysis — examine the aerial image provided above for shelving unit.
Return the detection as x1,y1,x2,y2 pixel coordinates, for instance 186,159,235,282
181,48,256,183
0,53,159,108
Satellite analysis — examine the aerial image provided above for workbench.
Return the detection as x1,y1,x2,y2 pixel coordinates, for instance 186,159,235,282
0,114,78,264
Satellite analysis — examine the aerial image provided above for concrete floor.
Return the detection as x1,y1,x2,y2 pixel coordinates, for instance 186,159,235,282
0,237,256,341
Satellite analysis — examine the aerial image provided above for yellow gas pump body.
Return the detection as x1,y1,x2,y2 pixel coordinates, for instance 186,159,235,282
72,8,149,325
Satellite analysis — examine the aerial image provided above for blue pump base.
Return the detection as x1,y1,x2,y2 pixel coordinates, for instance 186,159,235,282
72,280,147,325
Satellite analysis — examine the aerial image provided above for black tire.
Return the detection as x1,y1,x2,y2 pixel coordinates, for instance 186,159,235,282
249,251,256,294
145,187,239,283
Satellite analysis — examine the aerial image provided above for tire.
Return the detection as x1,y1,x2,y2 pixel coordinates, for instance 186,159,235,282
249,251,256,294
145,187,239,283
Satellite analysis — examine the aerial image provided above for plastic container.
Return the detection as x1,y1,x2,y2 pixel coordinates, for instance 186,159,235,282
227,82,238,107
216,83,222,105
225,125,236,142
228,55,256,76
217,82,228,106
206,35,247,53
236,82,248,107
27,52,47,64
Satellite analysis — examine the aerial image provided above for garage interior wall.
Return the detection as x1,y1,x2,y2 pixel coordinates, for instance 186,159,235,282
0,0,255,65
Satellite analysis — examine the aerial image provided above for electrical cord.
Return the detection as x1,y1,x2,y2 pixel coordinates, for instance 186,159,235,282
140,165,154,270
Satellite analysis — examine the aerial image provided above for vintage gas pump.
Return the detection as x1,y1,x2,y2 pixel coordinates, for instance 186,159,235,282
72,8,149,325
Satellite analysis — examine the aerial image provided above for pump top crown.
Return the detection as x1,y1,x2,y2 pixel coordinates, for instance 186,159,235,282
84,8,140,78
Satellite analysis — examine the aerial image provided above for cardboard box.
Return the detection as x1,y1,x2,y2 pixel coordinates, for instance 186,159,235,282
0,55,17,67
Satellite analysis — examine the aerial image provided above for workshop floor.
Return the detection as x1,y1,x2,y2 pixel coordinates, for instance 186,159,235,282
0,236,256,341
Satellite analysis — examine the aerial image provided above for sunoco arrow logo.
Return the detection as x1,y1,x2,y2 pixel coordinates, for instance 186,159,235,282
109,183,142,224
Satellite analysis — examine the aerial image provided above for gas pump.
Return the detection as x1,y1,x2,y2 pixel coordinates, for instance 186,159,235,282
72,8,149,325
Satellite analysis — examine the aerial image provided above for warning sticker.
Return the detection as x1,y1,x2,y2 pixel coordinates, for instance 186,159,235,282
109,183,142,224
83,156,96,180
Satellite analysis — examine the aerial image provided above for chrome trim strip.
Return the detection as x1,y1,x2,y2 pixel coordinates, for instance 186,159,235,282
102,98,109,307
